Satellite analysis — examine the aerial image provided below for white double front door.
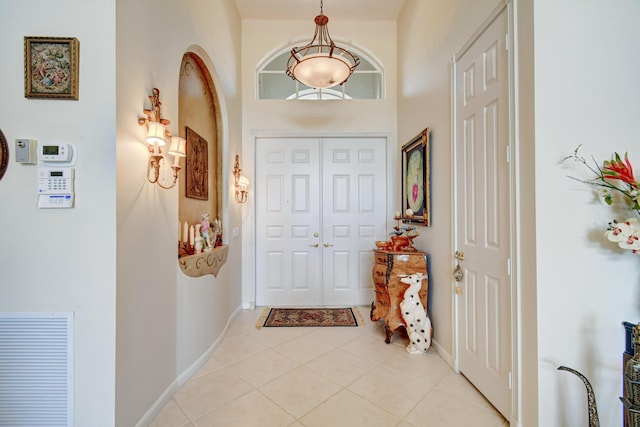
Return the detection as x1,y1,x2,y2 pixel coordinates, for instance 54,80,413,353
255,136,387,307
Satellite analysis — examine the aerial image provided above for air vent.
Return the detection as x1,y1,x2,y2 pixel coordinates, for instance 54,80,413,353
0,312,73,426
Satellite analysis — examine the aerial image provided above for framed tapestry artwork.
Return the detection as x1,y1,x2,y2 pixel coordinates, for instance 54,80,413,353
0,129,8,181
24,36,79,100
401,127,431,226
185,126,208,200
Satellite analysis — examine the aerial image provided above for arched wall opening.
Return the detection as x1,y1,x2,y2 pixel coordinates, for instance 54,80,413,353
178,52,223,236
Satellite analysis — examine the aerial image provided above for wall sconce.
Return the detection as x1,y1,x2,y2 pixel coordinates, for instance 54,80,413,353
233,154,249,203
138,88,185,189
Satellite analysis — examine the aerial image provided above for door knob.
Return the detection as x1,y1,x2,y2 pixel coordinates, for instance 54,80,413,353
453,251,464,282
309,243,319,248
323,243,334,247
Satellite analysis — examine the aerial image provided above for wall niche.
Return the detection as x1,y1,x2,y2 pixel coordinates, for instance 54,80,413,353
177,52,225,277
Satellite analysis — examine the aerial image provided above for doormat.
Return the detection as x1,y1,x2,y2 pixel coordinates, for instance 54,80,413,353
256,307,364,329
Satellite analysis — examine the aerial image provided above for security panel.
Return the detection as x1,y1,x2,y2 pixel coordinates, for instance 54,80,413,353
37,167,75,208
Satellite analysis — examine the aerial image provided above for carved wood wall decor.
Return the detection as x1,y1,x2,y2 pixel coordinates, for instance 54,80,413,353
185,126,208,200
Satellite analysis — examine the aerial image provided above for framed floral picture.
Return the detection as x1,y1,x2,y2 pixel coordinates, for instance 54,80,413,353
24,36,79,100
401,128,431,225
185,126,208,200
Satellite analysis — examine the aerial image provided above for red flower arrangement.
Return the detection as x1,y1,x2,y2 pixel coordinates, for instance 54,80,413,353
564,145,640,255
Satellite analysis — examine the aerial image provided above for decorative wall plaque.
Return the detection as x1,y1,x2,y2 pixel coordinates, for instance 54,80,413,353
185,126,208,200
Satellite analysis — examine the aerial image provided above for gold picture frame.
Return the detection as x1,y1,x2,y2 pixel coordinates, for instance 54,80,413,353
24,36,79,100
401,127,431,226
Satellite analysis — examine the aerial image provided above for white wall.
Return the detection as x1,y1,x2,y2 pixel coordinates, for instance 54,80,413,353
115,0,243,425
0,1,117,425
535,1,640,426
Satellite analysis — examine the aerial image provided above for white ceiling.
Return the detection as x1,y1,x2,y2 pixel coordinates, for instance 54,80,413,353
233,0,406,21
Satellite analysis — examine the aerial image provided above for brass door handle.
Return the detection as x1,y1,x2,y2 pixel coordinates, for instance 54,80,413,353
323,243,334,247
309,243,319,248
453,251,464,282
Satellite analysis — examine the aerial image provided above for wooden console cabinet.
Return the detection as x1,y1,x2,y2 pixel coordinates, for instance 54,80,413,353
370,250,428,343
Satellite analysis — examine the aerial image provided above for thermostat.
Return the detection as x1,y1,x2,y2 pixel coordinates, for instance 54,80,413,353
38,143,72,162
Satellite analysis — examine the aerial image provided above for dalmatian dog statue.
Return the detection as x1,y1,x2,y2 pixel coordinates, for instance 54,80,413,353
399,273,432,354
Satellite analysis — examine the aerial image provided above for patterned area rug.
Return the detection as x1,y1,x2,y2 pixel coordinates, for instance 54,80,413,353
256,307,364,329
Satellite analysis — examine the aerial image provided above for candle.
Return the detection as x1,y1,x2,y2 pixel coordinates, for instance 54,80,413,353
189,225,194,247
183,222,188,244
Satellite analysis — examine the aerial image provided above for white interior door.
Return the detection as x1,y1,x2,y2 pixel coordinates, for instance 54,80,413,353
453,5,512,419
255,137,386,307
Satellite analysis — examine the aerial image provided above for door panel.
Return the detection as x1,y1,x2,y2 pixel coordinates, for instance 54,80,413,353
454,6,512,419
322,138,387,306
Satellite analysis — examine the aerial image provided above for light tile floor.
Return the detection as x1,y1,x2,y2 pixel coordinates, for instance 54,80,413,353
150,307,508,427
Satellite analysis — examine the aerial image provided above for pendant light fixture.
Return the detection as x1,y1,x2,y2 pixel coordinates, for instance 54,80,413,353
286,0,359,89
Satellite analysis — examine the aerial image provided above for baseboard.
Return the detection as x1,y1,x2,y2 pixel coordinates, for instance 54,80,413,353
431,338,455,370
135,304,243,427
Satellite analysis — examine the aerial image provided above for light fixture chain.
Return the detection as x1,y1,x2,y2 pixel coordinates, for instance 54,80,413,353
320,0,323,14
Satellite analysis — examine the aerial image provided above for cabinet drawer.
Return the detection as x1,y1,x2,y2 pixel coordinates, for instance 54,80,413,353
372,265,388,281
373,281,388,293
373,276,387,287
392,253,426,270
374,290,390,305
374,253,390,266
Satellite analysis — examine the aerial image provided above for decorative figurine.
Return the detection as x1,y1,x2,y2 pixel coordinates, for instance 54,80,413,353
213,218,222,247
201,213,213,251
399,273,432,354
557,366,600,427
194,235,203,254
375,212,420,252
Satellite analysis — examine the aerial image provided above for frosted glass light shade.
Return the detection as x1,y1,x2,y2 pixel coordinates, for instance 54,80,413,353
289,53,351,89
237,175,250,190
146,122,167,146
168,136,186,157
